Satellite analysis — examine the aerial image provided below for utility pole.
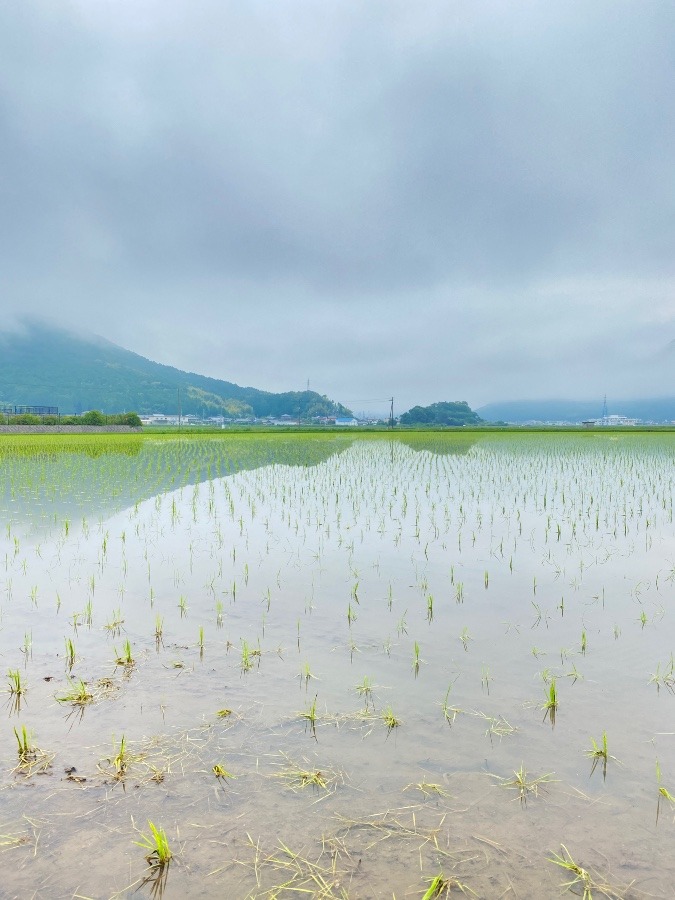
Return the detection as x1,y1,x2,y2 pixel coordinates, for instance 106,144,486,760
388,397,394,429
178,387,182,433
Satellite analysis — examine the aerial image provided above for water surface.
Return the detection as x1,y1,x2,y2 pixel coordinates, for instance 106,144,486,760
1,432,674,898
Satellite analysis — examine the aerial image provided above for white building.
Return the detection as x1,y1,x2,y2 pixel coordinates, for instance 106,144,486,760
335,417,359,427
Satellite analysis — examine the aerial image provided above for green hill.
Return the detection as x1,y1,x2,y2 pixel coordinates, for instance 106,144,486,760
0,321,350,419
399,401,483,426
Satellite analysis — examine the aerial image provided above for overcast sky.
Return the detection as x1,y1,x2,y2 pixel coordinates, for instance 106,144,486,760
1,1,674,413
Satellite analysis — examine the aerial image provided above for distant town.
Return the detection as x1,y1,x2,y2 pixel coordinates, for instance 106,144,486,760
139,413,381,427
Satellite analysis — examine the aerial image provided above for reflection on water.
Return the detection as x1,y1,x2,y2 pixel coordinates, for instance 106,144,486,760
395,432,479,456
0,433,353,530
1,433,675,897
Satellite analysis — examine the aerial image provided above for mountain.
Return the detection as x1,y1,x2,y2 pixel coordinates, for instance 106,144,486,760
477,398,675,423
0,321,351,418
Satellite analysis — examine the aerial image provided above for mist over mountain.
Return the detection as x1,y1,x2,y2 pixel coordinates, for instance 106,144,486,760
0,321,350,418
478,398,675,424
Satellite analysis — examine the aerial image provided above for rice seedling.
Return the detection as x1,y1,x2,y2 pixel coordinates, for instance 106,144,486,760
154,615,164,645
441,684,462,725
382,705,401,733
20,631,32,661
215,708,232,718
107,735,128,778
354,675,374,705
403,781,450,799
298,661,316,690
114,638,134,667
300,694,319,738
496,763,555,805
585,732,616,780
656,759,675,823
13,724,33,761
473,711,517,741
213,763,235,780
412,640,422,676
565,662,584,683
240,639,259,672
459,627,472,651
134,820,173,867
531,601,550,628
272,754,342,794
480,665,492,694
542,678,558,726
547,844,614,900
13,725,52,774
56,677,93,706
649,658,675,693
97,734,132,779
104,608,124,635
198,625,205,653
64,637,76,669
559,646,573,664
7,669,25,696
422,872,476,897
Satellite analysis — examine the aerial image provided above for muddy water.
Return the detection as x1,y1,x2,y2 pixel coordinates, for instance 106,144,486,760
1,432,675,898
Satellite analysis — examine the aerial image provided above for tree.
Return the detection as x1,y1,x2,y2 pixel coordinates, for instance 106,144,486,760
82,409,105,425
399,401,483,427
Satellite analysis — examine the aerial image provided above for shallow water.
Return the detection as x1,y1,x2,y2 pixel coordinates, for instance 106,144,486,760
1,432,675,898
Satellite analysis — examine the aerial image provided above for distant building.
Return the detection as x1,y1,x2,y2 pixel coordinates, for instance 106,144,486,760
335,417,359,427
581,415,640,428
601,415,639,427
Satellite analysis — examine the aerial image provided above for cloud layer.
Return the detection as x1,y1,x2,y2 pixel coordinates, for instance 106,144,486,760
1,1,674,411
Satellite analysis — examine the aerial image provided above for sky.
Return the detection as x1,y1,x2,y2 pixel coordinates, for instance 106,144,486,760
1,1,674,414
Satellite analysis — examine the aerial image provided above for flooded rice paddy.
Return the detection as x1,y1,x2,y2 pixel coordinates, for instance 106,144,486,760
2,431,675,898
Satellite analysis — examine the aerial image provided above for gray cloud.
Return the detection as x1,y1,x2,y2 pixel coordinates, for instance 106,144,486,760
1,1,674,412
